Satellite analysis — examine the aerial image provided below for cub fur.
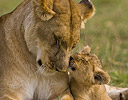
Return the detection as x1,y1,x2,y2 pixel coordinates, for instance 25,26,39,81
68,46,111,100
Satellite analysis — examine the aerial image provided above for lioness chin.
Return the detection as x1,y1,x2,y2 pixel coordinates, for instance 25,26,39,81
0,0,95,99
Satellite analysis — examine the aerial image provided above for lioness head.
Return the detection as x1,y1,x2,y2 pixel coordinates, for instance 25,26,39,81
25,0,95,72
69,46,110,86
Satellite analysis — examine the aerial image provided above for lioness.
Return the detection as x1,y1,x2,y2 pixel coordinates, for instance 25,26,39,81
0,0,95,99
68,46,111,100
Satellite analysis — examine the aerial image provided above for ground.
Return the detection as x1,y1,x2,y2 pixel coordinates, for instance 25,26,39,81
0,0,128,87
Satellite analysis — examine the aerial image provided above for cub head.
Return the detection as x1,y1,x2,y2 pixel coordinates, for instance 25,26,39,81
25,0,95,72
68,46,110,86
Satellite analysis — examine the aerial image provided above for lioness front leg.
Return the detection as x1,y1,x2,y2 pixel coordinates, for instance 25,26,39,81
0,94,21,100
1,96,18,100
60,95,73,100
59,89,74,100
1,97,14,100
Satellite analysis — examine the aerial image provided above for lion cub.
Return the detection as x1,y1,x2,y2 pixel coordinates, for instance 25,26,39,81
68,46,111,100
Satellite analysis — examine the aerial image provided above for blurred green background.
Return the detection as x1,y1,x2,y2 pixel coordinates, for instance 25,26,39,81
0,0,128,87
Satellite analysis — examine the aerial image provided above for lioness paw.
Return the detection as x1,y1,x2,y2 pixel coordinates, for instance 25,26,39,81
60,95,73,100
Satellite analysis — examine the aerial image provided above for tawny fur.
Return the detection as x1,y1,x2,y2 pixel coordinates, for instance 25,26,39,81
0,0,94,99
68,46,111,100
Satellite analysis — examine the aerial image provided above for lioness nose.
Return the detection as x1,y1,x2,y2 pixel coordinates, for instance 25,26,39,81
56,65,67,72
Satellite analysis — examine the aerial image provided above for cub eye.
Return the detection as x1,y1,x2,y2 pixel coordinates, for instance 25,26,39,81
71,67,76,71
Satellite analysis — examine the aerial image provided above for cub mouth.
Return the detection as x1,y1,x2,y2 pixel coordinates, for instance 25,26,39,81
68,56,76,71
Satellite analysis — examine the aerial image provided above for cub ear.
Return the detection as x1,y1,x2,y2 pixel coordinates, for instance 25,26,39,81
33,0,56,21
77,0,95,21
81,45,91,54
94,68,110,85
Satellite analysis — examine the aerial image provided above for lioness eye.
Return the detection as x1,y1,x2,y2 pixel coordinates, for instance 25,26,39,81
61,40,67,49
53,34,59,45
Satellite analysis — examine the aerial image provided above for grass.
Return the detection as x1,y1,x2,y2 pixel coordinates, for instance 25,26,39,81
109,71,128,88
0,0,128,87
0,0,23,16
74,0,128,87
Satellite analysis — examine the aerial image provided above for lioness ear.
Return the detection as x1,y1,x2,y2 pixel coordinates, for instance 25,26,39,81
94,68,110,85
33,0,56,21
81,45,91,54
77,0,95,21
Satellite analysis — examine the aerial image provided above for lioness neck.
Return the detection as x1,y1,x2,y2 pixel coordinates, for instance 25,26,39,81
2,0,37,73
